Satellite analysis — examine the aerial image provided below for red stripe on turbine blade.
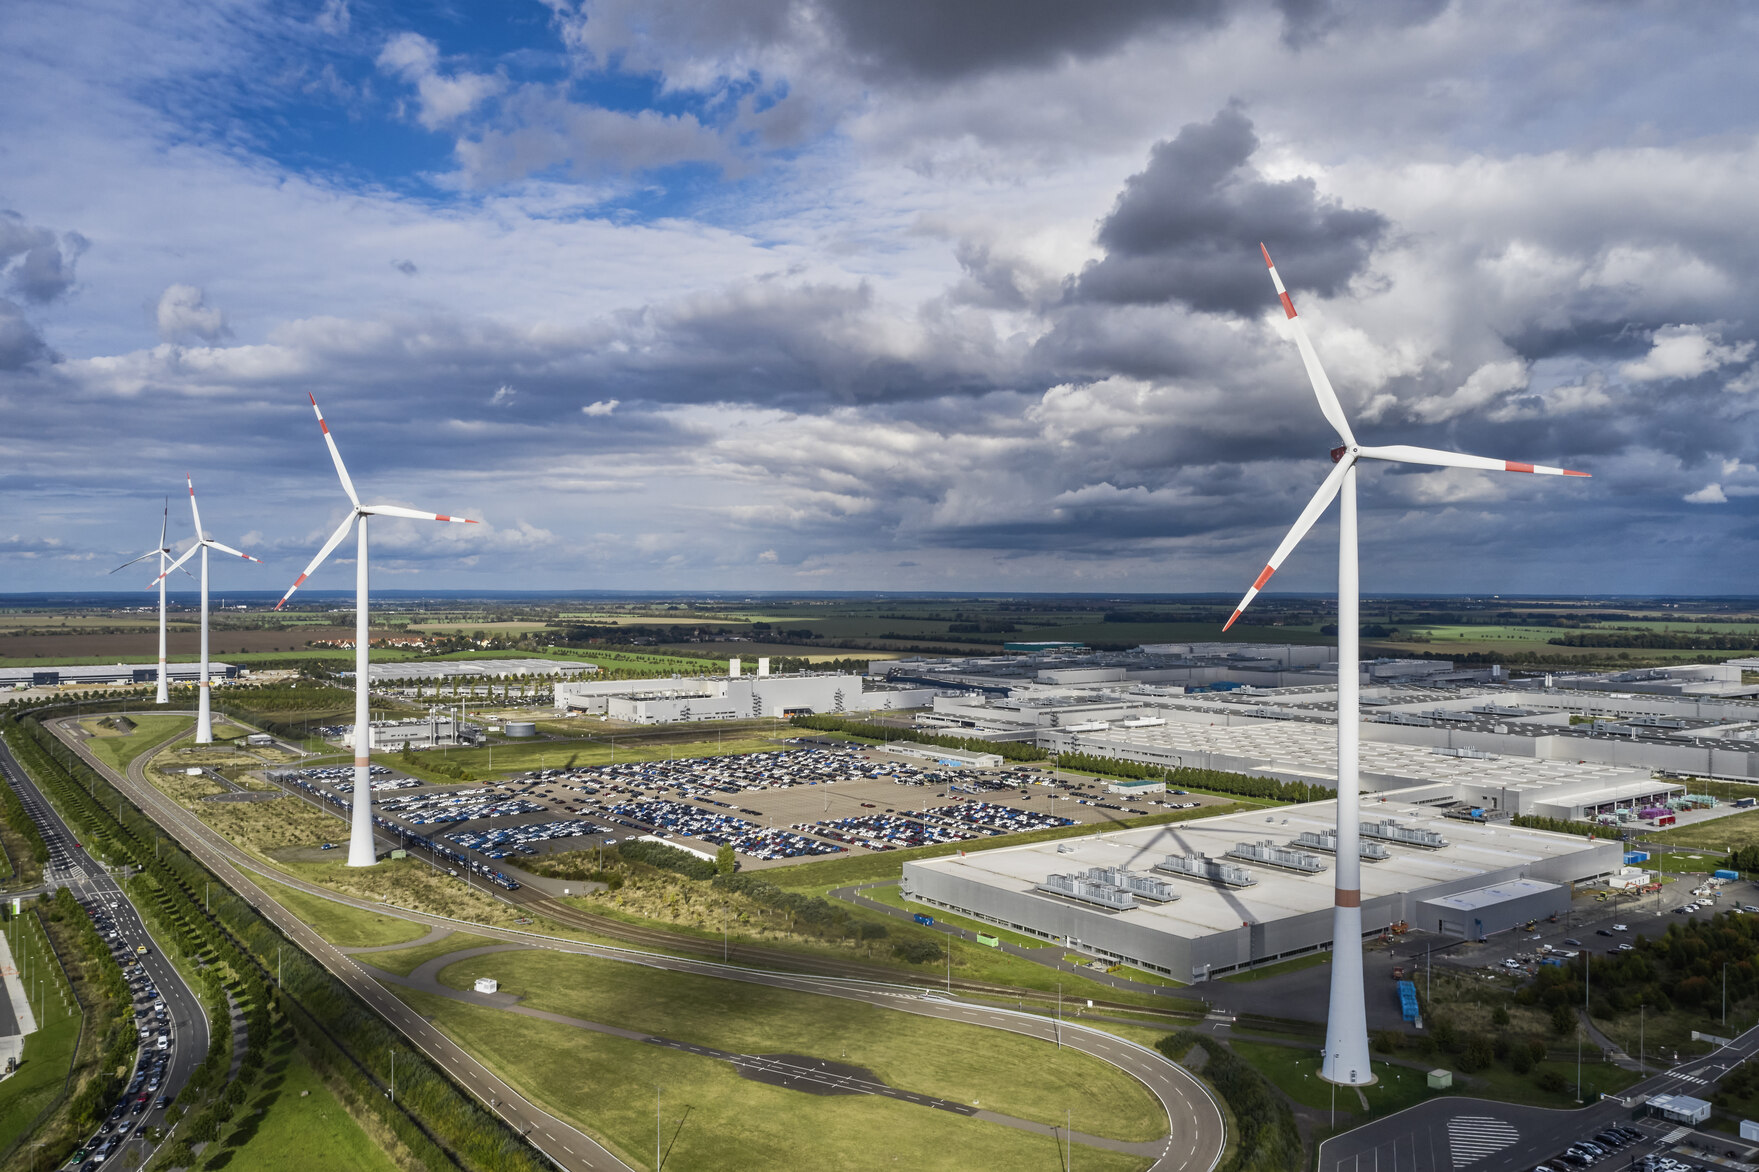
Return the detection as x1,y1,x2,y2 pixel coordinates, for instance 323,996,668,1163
1260,243,1274,269
1505,461,1534,473
1563,469,1590,477
293,573,308,587
1222,609,1243,632
435,514,451,522
1279,291,1297,319
1251,564,1276,590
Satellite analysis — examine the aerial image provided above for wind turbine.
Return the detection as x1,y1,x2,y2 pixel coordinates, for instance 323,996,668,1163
1223,245,1588,1087
153,477,262,743
275,395,478,867
111,498,193,704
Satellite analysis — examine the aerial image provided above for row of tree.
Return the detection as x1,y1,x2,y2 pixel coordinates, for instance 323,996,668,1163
1053,752,1332,804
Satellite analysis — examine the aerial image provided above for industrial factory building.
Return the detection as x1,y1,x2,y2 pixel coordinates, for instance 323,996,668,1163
0,662,239,688
554,665,944,724
901,798,1621,982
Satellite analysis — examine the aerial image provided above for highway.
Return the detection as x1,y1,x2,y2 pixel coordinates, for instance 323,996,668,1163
50,713,1227,1172
0,730,210,1171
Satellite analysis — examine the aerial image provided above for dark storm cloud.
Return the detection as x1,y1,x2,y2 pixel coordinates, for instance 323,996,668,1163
568,0,1225,85
0,211,85,303
1075,106,1387,316
0,298,55,369
1272,0,1449,47
817,0,1224,82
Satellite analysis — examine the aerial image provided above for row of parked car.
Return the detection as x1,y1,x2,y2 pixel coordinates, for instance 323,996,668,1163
66,895,172,1170
445,818,605,858
1532,1124,1655,1169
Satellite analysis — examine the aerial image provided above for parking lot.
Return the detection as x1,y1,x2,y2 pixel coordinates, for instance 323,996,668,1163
267,741,1235,873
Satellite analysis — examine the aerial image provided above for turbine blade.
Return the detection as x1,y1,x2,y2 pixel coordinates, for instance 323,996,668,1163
362,504,479,523
149,544,199,587
1223,454,1354,632
310,394,361,507
205,540,262,563
1262,244,1356,448
159,497,168,550
110,549,161,574
1357,444,1590,477
186,474,204,541
275,513,356,610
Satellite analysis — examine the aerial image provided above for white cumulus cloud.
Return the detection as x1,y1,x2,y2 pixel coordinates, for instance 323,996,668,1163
1621,324,1754,383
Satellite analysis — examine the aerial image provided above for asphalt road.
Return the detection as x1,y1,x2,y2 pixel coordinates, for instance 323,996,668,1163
1316,1014,1759,1172
0,730,210,1171
53,713,1228,1172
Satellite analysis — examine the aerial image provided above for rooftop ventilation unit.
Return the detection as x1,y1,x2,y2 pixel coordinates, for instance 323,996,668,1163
1226,839,1327,874
1037,872,1136,910
1153,852,1256,888
1077,866,1180,903
1360,819,1448,850
1293,830,1391,861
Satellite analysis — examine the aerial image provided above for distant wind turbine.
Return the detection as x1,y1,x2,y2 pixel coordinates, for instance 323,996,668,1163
276,395,479,867
111,497,192,705
1224,244,1588,1088
153,477,262,743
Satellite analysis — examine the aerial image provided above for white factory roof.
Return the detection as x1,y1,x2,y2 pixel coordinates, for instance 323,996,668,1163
911,797,1612,944
1423,877,1560,913
358,657,596,682
1063,717,1651,794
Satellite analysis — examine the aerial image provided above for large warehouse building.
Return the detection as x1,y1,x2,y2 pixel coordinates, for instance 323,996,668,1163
901,798,1621,982
554,671,944,723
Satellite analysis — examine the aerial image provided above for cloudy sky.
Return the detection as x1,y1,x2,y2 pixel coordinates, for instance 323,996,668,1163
3,0,1757,597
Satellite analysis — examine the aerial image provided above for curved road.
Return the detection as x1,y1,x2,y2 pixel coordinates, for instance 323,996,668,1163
51,714,1226,1172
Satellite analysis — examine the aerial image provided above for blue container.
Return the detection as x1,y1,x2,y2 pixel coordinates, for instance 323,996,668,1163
1715,869,1740,881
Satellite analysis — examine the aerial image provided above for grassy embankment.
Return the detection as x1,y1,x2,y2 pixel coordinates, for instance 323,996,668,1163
251,875,430,949
206,1047,403,1172
0,909,82,1157
379,944,1162,1172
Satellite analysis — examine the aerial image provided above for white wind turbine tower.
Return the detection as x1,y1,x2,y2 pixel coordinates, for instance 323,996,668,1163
111,498,192,705
276,395,479,868
1224,245,1588,1087
153,477,262,742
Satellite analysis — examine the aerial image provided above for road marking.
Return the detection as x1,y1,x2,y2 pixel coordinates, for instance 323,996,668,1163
1446,1116,1519,1168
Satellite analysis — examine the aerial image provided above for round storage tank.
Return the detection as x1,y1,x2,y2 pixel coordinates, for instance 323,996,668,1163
504,720,537,738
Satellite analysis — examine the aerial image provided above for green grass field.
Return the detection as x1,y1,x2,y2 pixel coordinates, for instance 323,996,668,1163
352,931,496,977
211,1048,402,1172
0,914,83,1156
1228,1039,1432,1117
252,876,430,949
435,947,1166,1143
78,713,192,772
0,1014,81,1154
396,988,1150,1172
1649,810,1759,853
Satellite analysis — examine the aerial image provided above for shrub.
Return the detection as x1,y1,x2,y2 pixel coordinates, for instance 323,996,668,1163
892,939,944,964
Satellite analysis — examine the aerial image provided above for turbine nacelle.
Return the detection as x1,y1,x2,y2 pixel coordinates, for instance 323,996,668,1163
274,396,479,611
1224,245,1590,632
